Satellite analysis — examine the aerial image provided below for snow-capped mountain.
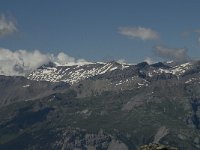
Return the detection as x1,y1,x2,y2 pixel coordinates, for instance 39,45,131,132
1,60,199,105
1,60,200,150
26,60,196,85
27,61,130,84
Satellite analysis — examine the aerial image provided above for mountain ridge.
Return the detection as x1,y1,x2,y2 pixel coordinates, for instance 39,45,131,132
1,60,200,149
25,60,193,84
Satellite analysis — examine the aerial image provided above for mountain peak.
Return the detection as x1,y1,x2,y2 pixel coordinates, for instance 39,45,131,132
38,62,57,69
151,62,171,69
136,62,149,68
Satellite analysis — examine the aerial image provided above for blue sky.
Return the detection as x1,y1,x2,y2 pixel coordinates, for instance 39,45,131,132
0,0,200,63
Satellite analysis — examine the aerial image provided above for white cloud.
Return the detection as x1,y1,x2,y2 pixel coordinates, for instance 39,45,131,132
51,52,90,66
0,14,17,37
0,48,90,76
50,52,75,65
119,26,159,40
154,45,190,62
144,57,155,64
117,59,126,64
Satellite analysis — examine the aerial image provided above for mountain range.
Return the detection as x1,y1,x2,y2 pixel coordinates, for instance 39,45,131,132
0,60,200,149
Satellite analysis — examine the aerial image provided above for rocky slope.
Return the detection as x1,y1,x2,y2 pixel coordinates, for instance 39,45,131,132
27,61,130,84
1,60,200,149
139,143,178,150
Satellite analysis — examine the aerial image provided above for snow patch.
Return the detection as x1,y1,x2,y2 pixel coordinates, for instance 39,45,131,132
22,85,30,88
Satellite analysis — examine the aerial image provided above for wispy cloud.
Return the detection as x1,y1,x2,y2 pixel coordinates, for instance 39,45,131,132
182,29,200,44
194,29,200,34
119,26,159,40
144,57,155,64
196,30,200,44
0,14,17,37
117,59,126,64
198,37,200,43
154,45,190,62
0,48,90,76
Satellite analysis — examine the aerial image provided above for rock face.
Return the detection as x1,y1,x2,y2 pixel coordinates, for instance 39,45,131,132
139,143,178,150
